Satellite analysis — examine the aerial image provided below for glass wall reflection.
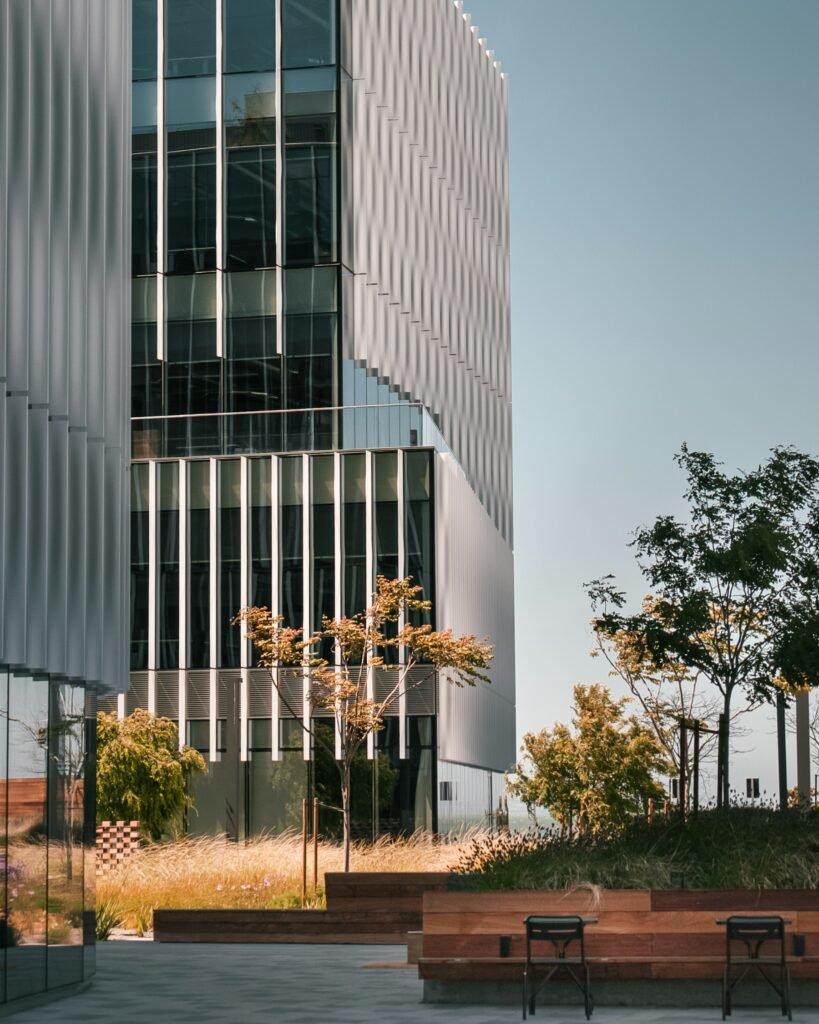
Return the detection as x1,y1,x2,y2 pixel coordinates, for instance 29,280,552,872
0,675,94,1005
6,675,49,1001
46,683,85,989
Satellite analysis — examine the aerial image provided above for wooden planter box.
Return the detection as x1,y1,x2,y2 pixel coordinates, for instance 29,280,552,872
419,888,819,1007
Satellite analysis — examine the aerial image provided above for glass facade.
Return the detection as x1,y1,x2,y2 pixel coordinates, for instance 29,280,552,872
120,449,440,838
0,673,95,1001
123,0,511,843
129,0,452,463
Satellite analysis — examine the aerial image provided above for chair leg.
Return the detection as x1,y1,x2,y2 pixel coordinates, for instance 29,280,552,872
584,963,593,1020
722,966,730,1020
784,967,792,1022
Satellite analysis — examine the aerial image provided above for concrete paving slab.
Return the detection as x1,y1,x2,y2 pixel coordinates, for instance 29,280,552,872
6,944,813,1024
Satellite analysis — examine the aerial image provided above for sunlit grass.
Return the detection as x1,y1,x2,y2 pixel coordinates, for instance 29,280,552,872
97,831,470,934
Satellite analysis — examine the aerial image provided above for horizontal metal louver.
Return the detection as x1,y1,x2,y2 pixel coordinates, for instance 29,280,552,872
276,669,303,717
186,672,210,719
373,667,436,716
248,669,272,717
156,672,179,718
96,694,117,715
219,675,241,718
126,674,149,713
406,669,436,715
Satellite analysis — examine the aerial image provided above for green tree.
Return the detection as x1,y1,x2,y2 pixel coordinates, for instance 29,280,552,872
588,445,819,807
592,598,757,809
508,684,669,837
239,576,493,870
97,710,207,840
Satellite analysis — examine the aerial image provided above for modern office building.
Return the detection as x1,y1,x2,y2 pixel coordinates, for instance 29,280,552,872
109,0,514,838
0,0,130,1006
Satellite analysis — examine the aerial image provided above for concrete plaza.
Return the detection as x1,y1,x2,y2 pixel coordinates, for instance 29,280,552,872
7,944,806,1024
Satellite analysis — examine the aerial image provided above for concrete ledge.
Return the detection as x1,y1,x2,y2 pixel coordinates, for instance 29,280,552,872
423,978,819,1008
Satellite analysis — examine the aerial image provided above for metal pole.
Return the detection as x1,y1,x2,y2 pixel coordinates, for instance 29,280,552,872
693,722,700,819
777,691,788,812
717,713,727,809
313,797,319,895
796,690,811,809
301,798,308,908
679,720,687,819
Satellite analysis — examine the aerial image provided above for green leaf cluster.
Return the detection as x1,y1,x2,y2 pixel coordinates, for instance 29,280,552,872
96,710,207,841
508,684,670,837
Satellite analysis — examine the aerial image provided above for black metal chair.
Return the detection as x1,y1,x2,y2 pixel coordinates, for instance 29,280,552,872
722,915,791,1021
522,915,592,1020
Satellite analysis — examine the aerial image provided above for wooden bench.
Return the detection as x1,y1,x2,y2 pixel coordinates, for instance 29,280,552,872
418,890,819,1005
154,871,450,943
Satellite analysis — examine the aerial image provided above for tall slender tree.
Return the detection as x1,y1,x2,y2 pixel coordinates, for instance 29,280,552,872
588,445,819,807
239,576,493,870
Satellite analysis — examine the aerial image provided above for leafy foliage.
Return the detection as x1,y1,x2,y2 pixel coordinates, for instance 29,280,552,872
455,807,819,891
589,445,819,805
507,684,670,838
237,576,493,869
97,710,207,841
95,899,123,941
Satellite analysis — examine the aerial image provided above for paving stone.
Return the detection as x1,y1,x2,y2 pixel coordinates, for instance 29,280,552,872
6,944,803,1024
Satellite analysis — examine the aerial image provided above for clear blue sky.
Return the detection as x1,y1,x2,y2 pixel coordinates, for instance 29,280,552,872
465,0,819,741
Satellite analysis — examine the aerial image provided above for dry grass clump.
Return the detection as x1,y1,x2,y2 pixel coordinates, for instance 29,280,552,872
97,831,469,933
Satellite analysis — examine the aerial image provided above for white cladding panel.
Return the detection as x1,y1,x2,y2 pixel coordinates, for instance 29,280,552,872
347,0,513,545
0,0,131,693
435,453,515,772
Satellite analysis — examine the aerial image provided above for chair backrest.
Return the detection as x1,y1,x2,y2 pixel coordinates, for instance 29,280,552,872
726,916,785,944
524,915,584,943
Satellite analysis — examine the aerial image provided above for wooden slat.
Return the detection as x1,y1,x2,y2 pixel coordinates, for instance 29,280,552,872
651,889,819,912
422,890,651,915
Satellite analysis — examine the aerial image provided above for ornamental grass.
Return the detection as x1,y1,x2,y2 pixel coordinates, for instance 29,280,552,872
454,806,819,891
97,831,468,934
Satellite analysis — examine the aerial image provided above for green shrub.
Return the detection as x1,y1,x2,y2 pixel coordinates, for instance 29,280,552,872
455,807,819,891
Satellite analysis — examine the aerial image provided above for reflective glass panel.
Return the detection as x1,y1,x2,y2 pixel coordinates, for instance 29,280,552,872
284,143,337,266
225,0,276,73
133,81,158,132
225,318,280,412
312,456,334,647
282,0,336,68
225,73,276,146
280,458,304,629
343,454,366,617
6,675,49,1001
166,76,216,130
131,464,150,669
46,682,85,989
167,150,217,274
132,154,158,276
132,323,162,419
405,450,434,623
220,461,242,667
226,148,277,271
188,461,211,669
159,462,181,669
133,0,158,81
166,0,216,78
165,320,220,416
375,453,398,663
250,460,273,643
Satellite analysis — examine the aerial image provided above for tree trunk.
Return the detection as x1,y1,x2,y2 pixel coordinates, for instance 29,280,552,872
720,693,732,809
341,763,351,872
